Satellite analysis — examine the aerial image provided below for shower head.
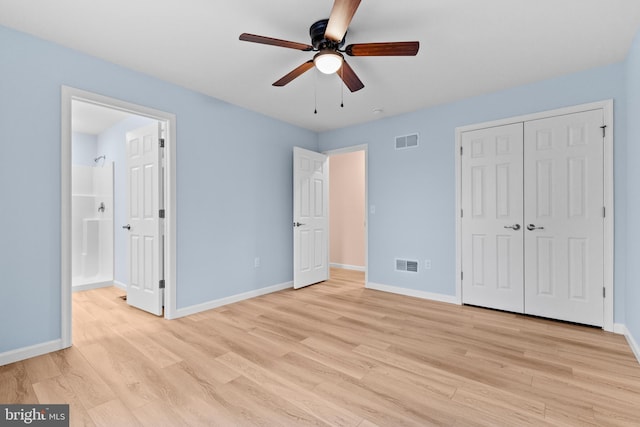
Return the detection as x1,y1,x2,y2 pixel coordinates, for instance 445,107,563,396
94,155,106,163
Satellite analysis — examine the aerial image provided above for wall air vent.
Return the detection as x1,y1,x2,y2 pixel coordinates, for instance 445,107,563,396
396,259,419,273
395,133,419,150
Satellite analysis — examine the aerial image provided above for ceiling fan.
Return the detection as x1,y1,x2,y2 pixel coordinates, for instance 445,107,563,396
239,0,419,92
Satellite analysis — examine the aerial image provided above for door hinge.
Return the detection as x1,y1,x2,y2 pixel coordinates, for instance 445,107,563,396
159,138,165,148
159,279,165,289
159,209,165,218
600,125,606,138
460,146,463,156
603,286,606,298
461,271,464,280
603,206,606,218
461,209,464,218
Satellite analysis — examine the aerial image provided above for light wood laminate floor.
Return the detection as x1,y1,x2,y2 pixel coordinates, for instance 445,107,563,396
2,268,640,426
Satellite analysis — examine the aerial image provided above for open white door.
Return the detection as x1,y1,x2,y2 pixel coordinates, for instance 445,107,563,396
293,147,329,289
125,123,164,315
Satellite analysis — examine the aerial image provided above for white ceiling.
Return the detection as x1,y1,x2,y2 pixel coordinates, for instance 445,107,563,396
2,0,640,132
72,100,132,135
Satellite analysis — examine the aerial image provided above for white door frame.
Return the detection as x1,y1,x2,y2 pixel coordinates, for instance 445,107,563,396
454,100,614,332
323,144,369,285
61,86,178,348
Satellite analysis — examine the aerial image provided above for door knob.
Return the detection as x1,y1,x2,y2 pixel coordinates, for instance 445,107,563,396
527,224,544,231
503,224,521,230
122,224,131,230
293,222,306,227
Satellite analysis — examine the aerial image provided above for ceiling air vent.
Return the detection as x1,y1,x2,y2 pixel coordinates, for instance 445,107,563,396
395,133,419,150
396,258,418,273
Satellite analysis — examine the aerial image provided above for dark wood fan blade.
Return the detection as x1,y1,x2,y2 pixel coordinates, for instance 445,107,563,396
239,33,313,51
273,61,315,87
345,41,420,56
325,0,361,42
338,60,364,92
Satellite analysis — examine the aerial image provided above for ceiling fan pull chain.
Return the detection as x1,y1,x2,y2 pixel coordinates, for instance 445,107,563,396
314,69,318,114
340,66,344,108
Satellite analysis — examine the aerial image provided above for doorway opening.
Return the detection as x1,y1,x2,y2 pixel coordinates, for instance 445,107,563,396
61,87,178,348
70,100,158,292
326,145,368,286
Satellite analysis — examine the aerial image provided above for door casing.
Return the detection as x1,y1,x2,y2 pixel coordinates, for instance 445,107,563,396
455,100,614,331
61,86,178,349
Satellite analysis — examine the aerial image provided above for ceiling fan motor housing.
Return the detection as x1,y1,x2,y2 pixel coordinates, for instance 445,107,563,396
310,19,346,50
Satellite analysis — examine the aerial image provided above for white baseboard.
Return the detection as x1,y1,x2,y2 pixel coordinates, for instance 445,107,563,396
0,339,65,367
330,263,366,272
173,281,293,319
72,280,113,292
366,282,459,305
614,323,640,365
614,323,626,335
627,329,640,365
113,280,127,290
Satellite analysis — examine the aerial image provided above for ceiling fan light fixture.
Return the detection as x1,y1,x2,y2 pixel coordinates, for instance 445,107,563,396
313,50,343,74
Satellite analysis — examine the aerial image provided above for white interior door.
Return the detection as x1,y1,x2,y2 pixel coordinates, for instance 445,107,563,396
125,123,163,315
461,123,525,312
293,147,329,289
524,110,604,326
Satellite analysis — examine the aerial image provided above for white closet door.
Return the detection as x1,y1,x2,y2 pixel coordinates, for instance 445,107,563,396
523,110,604,326
461,123,525,312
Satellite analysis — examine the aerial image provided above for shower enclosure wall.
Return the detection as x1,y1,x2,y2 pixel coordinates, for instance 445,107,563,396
72,163,114,290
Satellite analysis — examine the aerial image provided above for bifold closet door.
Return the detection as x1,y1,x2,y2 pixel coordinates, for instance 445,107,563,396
523,110,604,326
461,123,524,313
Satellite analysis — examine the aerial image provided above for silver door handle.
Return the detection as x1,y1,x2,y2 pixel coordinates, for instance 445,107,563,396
504,224,521,230
122,224,131,230
527,224,544,231
293,222,306,227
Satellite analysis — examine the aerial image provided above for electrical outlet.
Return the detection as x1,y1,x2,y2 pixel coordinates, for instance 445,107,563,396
254,257,260,268
424,259,432,270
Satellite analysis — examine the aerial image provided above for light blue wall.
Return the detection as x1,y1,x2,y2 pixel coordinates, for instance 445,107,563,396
0,25,317,353
71,132,98,166
96,116,157,286
626,28,640,343
319,62,628,322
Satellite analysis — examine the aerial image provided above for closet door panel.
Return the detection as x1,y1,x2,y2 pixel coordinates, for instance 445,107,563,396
461,123,524,312
523,110,604,326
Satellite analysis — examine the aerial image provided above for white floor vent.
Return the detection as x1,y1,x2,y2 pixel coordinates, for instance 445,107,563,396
396,259,419,273
395,133,419,150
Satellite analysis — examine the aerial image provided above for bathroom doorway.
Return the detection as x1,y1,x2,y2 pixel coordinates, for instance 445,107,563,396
61,87,178,348
71,101,157,293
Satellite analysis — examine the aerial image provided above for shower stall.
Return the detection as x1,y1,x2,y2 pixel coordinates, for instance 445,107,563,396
72,159,114,290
